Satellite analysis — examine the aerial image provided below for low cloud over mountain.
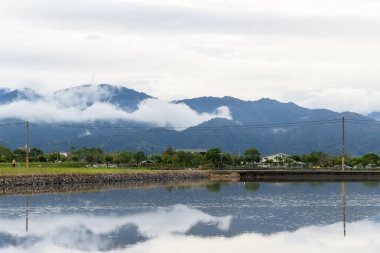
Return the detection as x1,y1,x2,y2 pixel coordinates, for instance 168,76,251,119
0,83,378,155
0,84,231,130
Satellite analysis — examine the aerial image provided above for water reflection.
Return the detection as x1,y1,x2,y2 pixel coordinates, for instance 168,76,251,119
1,182,380,252
342,182,346,237
25,195,29,233
206,183,222,192
244,182,260,192
1,205,231,252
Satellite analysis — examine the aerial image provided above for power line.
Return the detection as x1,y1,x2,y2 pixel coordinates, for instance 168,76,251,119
1,118,379,132
26,118,343,131
0,122,25,127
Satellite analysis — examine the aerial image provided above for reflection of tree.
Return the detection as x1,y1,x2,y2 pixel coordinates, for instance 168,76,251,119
363,182,379,188
164,185,191,192
206,183,222,192
177,186,191,190
308,182,326,187
165,186,174,192
244,182,260,192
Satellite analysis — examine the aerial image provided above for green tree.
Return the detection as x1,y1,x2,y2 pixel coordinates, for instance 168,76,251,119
86,153,94,165
221,153,232,165
70,146,104,164
149,154,162,163
70,154,80,162
189,153,203,166
175,151,193,167
243,148,261,163
205,148,222,168
301,152,335,167
0,146,13,162
30,148,45,162
350,157,363,168
48,152,60,162
361,153,380,166
120,151,132,164
290,155,301,162
105,155,113,166
133,151,146,164
162,147,175,164
13,149,26,162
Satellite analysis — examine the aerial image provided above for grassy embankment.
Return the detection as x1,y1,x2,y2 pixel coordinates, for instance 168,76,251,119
0,162,157,176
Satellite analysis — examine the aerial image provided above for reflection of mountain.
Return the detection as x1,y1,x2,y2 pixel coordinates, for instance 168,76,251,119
55,223,147,251
2,182,380,251
0,205,231,251
1,183,380,238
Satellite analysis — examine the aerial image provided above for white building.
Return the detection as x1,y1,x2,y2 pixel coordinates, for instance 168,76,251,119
261,153,290,163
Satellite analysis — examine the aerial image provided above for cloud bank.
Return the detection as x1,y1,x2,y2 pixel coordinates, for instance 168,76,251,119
0,98,231,130
298,88,380,114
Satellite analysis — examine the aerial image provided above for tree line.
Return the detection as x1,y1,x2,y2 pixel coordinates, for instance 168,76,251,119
0,146,259,167
1,145,380,169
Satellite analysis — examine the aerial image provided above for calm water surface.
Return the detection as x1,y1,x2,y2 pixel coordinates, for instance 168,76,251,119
1,182,380,252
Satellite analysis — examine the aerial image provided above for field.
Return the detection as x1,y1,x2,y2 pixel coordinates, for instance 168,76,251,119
0,163,155,176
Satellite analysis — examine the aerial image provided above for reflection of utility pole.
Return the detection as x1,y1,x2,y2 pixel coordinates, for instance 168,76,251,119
25,195,29,232
342,182,346,237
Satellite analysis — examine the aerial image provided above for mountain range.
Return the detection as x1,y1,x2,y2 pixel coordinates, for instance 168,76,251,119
0,84,379,156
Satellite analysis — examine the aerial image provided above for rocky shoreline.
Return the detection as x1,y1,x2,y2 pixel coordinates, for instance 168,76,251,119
0,171,211,195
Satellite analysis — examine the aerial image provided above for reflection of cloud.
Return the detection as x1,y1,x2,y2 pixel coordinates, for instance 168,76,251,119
0,205,231,252
124,220,380,253
2,216,380,252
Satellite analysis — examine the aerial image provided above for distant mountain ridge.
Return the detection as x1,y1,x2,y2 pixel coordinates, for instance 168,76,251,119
52,84,152,111
0,84,151,112
0,88,42,104
0,84,378,156
176,96,366,125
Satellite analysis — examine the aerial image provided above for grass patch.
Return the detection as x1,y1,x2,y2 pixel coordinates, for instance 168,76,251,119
0,165,156,176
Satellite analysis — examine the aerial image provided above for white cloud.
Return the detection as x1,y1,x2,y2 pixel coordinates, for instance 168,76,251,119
0,98,231,130
298,88,380,114
78,129,92,138
52,85,119,109
271,128,287,134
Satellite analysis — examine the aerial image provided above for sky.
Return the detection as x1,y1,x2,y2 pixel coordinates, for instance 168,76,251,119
1,0,380,114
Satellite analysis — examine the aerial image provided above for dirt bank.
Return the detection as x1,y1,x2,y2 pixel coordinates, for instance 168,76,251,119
0,171,210,195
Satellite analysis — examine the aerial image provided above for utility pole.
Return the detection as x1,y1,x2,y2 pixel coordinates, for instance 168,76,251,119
56,141,59,162
341,117,345,172
26,121,29,169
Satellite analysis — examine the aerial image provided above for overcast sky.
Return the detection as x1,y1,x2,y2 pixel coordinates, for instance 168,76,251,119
1,0,380,114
